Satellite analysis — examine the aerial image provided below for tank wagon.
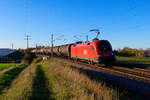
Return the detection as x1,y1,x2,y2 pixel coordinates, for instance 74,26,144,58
53,46,60,55
32,48,51,54
51,40,115,63
53,44,72,57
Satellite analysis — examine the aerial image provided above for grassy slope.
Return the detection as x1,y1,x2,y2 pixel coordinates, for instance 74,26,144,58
41,60,119,100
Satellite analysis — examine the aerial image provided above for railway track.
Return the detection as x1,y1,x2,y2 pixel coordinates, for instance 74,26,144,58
98,66,150,82
67,57,150,83
134,68,150,73
39,54,150,83
87,64,150,83
52,56,150,83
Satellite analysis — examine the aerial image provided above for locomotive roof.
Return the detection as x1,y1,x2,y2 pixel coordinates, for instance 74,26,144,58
72,40,109,47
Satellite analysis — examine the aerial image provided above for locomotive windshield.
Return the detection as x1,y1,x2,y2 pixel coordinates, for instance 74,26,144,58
97,42,111,52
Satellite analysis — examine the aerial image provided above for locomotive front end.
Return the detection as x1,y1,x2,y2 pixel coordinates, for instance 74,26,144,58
96,40,115,63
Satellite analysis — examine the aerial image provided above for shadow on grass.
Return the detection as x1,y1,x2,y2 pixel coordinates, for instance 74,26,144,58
0,65,27,94
30,65,55,100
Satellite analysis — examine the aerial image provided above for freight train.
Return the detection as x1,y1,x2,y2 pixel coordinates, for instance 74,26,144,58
32,39,115,64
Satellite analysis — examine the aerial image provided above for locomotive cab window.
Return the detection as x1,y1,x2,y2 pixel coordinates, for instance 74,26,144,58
97,42,111,52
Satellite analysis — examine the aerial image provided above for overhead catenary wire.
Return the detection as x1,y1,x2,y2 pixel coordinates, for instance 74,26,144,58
24,0,30,34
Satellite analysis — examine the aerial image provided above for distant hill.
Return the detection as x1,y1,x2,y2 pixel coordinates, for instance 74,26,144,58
0,49,24,63
0,49,16,57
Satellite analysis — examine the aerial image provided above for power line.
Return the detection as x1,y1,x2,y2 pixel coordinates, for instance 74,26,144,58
73,36,82,41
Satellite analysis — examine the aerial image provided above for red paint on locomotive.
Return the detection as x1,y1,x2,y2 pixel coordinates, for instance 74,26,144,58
71,40,115,63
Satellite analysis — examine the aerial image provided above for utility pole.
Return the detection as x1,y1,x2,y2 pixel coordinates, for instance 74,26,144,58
51,34,54,57
35,43,38,54
11,44,14,49
24,35,31,49
86,35,89,42
36,43,38,49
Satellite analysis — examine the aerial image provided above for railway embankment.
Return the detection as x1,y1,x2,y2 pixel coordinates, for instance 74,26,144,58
40,59,119,100
53,57,150,100
0,56,149,100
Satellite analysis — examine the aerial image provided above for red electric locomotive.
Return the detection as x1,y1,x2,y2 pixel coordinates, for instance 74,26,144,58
70,39,115,63
70,29,115,63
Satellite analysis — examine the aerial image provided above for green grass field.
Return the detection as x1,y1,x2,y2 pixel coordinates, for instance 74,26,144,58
0,64,27,94
115,55,150,64
0,63,18,71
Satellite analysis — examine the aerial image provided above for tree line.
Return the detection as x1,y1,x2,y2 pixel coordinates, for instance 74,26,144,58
114,47,150,57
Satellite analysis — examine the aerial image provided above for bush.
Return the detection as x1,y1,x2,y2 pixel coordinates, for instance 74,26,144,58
32,57,43,63
115,47,145,57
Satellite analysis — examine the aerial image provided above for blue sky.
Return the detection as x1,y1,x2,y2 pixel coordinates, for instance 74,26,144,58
0,0,150,49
